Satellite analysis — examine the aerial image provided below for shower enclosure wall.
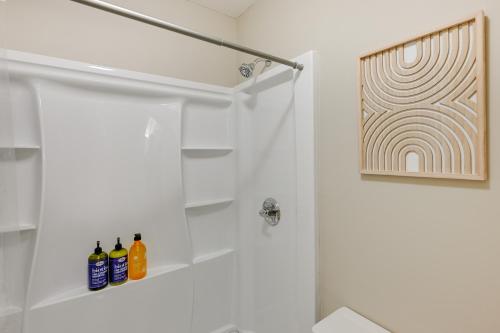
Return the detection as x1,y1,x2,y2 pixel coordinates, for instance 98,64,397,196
0,50,317,333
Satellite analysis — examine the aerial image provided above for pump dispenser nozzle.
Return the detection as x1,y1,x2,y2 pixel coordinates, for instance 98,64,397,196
115,237,122,251
94,241,102,255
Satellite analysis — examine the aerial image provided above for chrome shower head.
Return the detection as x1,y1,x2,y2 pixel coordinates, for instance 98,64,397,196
239,62,255,78
239,58,272,78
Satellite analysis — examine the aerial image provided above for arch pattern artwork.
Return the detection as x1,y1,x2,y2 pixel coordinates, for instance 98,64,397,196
359,12,487,180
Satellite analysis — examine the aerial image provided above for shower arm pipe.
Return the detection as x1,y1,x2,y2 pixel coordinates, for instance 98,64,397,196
69,0,304,71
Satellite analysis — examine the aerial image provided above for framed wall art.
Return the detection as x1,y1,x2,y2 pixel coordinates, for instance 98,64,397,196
359,12,487,180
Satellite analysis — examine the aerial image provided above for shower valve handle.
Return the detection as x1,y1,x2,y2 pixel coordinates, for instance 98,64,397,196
259,198,280,226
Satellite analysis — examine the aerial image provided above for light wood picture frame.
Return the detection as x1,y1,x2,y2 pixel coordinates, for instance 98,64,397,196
358,12,487,180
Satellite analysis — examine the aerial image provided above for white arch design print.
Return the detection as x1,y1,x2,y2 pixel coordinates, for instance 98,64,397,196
358,12,487,180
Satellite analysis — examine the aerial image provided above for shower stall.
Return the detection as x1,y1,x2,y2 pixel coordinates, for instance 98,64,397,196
0,46,317,333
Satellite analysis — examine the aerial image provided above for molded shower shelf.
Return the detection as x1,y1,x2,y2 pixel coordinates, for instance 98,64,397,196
182,146,234,152
0,145,41,150
0,223,37,233
30,263,190,311
185,198,234,209
193,248,234,265
0,305,23,319
211,324,241,333
186,95,233,106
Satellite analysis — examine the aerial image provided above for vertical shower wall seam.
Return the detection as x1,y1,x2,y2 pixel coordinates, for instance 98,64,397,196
0,37,24,331
19,78,45,332
178,97,197,333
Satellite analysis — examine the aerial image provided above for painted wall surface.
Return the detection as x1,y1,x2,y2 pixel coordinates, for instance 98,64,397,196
2,0,239,86
238,1,500,332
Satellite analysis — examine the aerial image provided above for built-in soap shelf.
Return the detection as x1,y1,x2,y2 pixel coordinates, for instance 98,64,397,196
182,146,234,153
185,198,234,209
0,223,37,233
0,305,23,319
30,263,190,311
193,248,235,265
210,324,242,333
0,145,41,150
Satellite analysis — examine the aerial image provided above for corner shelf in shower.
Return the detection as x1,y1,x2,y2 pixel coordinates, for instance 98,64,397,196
185,198,234,209
0,145,41,150
193,248,235,265
0,305,23,319
29,263,190,311
0,223,37,233
182,146,234,153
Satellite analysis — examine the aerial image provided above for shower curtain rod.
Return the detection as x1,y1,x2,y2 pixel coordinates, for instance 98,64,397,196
70,0,304,71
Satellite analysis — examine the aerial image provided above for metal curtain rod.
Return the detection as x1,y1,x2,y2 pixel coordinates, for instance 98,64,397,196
70,0,304,71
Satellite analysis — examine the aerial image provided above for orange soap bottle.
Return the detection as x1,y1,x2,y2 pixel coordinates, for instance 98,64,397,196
129,233,147,280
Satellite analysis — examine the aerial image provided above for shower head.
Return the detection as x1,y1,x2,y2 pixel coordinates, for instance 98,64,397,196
239,62,255,78
239,58,272,78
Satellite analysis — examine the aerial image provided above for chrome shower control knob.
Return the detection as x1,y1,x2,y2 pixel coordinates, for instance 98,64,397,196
259,198,280,226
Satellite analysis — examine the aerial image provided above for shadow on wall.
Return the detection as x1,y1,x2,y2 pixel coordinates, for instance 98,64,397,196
361,174,490,190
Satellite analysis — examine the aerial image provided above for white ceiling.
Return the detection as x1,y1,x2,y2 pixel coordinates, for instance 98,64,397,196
188,0,256,18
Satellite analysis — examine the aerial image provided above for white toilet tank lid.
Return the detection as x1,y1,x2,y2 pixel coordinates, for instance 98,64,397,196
312,307,391,333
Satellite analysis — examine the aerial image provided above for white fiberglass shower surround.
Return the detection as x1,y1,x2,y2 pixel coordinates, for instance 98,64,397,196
0,49,317,333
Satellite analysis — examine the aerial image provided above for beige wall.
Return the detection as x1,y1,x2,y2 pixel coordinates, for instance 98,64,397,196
2,0,238,86
238,1,500,332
